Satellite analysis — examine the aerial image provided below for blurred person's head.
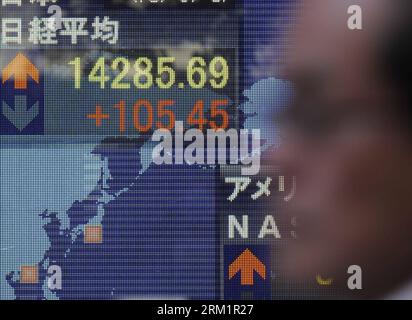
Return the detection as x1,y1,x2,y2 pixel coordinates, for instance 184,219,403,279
276,0,412,298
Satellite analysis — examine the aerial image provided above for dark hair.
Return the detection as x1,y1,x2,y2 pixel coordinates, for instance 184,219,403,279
381,1,412,127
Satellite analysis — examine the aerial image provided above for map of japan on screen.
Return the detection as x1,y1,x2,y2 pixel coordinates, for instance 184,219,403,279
0,0,310,301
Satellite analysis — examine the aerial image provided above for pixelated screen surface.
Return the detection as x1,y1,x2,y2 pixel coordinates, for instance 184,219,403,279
0,0,328,300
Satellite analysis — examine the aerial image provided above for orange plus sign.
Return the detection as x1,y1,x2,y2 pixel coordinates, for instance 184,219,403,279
87,105,110,127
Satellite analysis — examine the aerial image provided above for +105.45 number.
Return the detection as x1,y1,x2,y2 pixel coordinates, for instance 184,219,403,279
110,99,230,133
